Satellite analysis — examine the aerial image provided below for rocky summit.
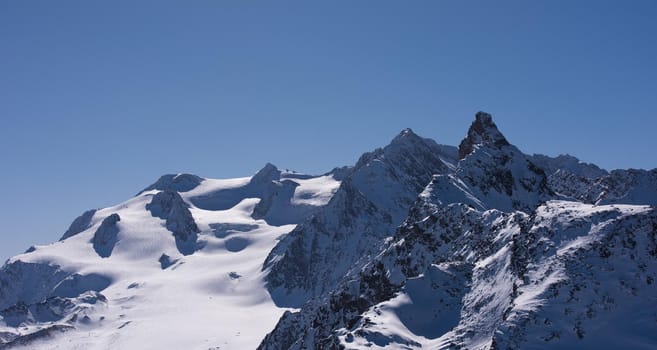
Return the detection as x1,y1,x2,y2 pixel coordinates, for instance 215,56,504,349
1,112,656,350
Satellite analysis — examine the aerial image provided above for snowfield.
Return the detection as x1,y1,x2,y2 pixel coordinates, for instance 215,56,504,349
0,166,341,349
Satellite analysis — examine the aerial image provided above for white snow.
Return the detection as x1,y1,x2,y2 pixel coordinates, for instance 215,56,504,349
0,169,341,349
287,174,340,206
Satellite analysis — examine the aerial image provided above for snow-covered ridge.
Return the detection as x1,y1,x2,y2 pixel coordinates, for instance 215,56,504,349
1,111,656,350
258,112,657,350
261,199,657,349
263,128,457,305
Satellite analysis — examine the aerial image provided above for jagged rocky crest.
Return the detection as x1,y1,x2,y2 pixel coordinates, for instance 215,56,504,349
263,128,457,305
438,110,553,212
260,200,657,349
258,112,657,349
458,111,510,159
1,111,656,349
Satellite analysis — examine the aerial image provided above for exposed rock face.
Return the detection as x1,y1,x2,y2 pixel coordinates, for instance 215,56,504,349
92,214,121,258
263,179,393,306
250,163,282,185
60,209,96,241
458,111,510,160
250,179,303,225
530,153,608,179
596,169,657,205
544,166,657,206
528,150,657,208
146,191,200,255
0,262,69,310
428,113,553,213
259,112,657,350
327,166,352,181
260,198,657,349
264,129,456,305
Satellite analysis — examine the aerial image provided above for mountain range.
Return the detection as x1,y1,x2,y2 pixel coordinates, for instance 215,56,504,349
1,112,656,349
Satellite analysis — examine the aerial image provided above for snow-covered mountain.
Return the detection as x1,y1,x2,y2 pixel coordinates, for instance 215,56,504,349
0,167,341,349
263,129,457,305
1,112,656,349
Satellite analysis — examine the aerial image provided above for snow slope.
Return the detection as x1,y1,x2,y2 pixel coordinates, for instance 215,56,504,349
0,165,340,349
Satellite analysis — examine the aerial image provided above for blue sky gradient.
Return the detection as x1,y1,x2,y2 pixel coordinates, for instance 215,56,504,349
1,1,656,261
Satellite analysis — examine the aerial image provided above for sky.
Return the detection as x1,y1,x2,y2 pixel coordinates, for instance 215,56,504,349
1,0,656,262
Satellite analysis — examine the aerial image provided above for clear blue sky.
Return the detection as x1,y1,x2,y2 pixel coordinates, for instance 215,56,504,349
1,1,656,262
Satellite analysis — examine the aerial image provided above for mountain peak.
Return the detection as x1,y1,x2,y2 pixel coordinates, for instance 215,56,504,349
475,110,493,124
259,162,278,173
250,162,281,184
390,128,421,145
458,111,510,159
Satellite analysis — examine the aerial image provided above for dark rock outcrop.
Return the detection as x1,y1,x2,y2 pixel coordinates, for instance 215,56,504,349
60,209,96,241
92,214,121,258
146,191,200,255
141,173,203,194
458,111,510,160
